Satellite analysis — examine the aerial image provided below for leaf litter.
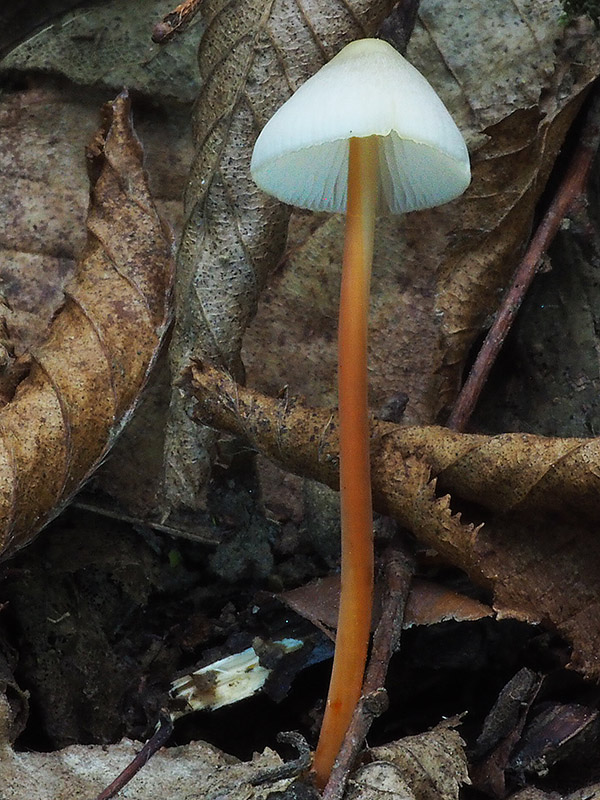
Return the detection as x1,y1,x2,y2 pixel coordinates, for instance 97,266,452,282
2,0,600,798
188,362,600,678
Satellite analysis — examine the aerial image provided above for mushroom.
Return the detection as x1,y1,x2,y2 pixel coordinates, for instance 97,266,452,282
251,37,470,788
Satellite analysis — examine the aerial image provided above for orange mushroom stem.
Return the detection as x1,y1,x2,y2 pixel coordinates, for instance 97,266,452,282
312,136,379,787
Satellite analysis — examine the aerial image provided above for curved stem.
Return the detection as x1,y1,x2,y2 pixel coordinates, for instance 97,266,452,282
313,135,378,789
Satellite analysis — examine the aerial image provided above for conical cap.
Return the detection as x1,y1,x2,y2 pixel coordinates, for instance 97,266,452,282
251,38,470,213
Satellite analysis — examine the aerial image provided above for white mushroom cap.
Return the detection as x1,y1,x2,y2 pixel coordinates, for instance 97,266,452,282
251,38,470,214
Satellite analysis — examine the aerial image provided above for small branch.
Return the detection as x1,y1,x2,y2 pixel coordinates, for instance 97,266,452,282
152,0,203,43
249,731,313,786
93,711,174,800
447,85,600,432
321,544,415,800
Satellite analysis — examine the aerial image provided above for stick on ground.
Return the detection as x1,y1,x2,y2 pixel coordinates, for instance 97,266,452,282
447,87,600,432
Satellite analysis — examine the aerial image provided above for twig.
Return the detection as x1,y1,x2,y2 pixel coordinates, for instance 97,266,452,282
250,731,312,786
152,0,203,43
93,711,174,800
321,544,415,800
447,85,600,432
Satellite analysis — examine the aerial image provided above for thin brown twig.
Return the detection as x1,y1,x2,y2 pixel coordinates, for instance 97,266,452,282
250,731,313,786
447,84,600,432
93,711,174,800
321,543,415,800
152,0,203,43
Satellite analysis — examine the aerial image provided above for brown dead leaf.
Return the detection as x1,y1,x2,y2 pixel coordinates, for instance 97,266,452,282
347,720,469,800
509,786,600,800
0,82,190,358
279,575,492,641
0,692,289,800
510,703,600,780
0,86,93,355
186,365,600,677
163,0,396,512
0,91,173,559
471,668,540,798
0,79,192,521
403,578,493,628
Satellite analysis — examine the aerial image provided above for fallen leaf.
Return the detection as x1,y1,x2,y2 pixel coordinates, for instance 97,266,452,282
347,720,469,800
510,703,600,779
0,91,173,559
279,575,492,641
509,785,600,800
0,82,190,358
403,578,493,628
346,760,416,800
0,0,204,103
186,365,600,677
470,668,540,798
508,790,561,800
0,76,192,520
0,693,290,800
0,86,93,355
163,0,396,512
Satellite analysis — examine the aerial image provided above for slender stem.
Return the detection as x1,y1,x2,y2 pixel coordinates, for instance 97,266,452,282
312,136,379,789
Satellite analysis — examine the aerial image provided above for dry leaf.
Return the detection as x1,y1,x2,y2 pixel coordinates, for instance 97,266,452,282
186,365,600,677
347,721,469,800
403,578,493,628
0,82,190,358
0,91,173,559
0,0,204,103
346,761,416,800
0,86,93,355
0,693,289,800
509,786,600,800
0,78,192,521
279,575,492,641
163,0,395,512
510,703,600,778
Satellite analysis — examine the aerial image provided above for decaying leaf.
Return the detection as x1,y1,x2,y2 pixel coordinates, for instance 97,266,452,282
509,789,587,800
279,575,492,641
0,693,290,800
346,721,469,800
403,578,493,628
346,761,416,800
0,0,204,103
0,82,190,359
0,91,173,559
163,0,395,512
187,364,600,677
0,86,92,356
